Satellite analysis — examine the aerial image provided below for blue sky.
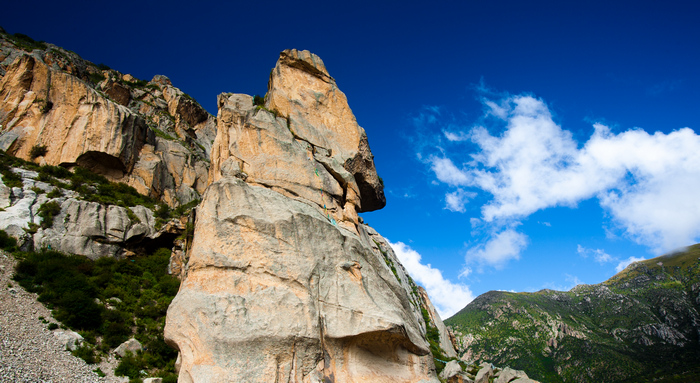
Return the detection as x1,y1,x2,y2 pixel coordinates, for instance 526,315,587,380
4,0,700,318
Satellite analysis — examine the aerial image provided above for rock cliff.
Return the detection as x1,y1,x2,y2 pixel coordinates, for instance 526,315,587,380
0,29,456,382
165,50,438,383
0,32,214,208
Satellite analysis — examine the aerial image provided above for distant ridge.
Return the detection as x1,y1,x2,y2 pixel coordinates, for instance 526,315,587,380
446,245,700,383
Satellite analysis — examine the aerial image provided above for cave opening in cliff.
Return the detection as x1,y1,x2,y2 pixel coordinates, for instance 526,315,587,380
74,151,126,180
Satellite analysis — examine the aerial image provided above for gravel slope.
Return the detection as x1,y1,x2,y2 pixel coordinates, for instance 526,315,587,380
0,250,125,383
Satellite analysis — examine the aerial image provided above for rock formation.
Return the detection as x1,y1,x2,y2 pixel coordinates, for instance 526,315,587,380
164,50,438,383
0,32,216,208
0,29,457,382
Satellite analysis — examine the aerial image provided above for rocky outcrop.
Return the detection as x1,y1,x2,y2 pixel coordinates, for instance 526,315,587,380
0,164,181,259
0,55,148,178
114,338,143,357
0,31,216,208
418,286,458,358
265,49,385,212
165,51,434,383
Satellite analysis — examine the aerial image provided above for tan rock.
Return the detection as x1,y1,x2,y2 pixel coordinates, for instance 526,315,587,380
0,55,148,178
164,177,438,383
266,49,385,212
103,78,131,106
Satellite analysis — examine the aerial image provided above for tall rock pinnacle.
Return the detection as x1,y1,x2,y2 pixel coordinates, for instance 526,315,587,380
164,50,438,383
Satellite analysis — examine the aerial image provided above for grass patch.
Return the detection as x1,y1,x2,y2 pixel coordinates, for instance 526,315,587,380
6,32,48,51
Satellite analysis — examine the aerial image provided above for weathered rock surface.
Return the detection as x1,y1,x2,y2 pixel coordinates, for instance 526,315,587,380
265,49,385,212
114,338,143,357
165,50,434,383
165,178,437,382
475,362,493,383
0,32,217,208
0,165,180,259
0,54,149,178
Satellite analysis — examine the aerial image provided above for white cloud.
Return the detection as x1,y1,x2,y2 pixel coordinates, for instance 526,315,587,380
431,94,700,255
444,130,470,142
389,241,474,318
615,256,646,272
466,229,528,267
577,245,614,264
430,157,469,186
445,189,476,212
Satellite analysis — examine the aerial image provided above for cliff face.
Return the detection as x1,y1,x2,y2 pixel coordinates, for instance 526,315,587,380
164,50,438,383
0,30,455,382
445,247,700,383
0,32,214,208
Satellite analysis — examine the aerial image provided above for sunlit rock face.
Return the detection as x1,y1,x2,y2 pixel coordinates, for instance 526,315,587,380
165,50,438,383
0,54,148,177
0,45,217,208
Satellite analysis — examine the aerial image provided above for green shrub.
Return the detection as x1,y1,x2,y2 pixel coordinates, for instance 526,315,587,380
29,145,48,159
47,188,63,198
155,204,170,220
115,351,143,378
88,72,106,84
48,322,58,330
38,200,62,228
9,33,48,51
13,247,180,375
72,344,98,364
39,164,72,179
0,165,23,188
253,95,265,106
0,230,18,252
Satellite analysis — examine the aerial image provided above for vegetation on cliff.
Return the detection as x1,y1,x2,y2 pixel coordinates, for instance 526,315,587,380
446,246,700,382
6,238,180,382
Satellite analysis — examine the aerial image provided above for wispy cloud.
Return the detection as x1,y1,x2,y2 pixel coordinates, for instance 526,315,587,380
577,245,614,264
445,189,476,212
615,256,646,272
466,228,528,267
430,157,469,186
390,241,474,318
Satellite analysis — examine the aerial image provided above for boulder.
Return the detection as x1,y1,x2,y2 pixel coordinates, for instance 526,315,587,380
115,338,143,357
494,367,531,383
475,362,493,383
438,361,475,383
54,330,83,351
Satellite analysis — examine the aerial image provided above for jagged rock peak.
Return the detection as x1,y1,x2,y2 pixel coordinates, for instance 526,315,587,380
277,49,332,82
267,48,386,212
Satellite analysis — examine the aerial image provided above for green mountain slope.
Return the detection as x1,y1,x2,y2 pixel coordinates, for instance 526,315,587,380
445,245,700,383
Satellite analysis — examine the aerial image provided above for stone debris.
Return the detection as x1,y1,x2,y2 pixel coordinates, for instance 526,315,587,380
0,251,125,382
